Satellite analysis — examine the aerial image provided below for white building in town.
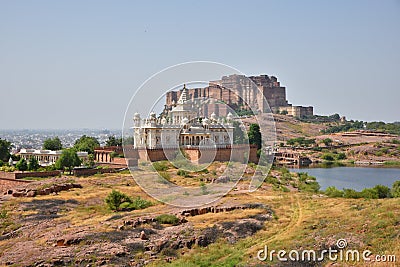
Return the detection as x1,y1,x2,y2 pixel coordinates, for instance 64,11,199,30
18,149,88,166
133,85,234,149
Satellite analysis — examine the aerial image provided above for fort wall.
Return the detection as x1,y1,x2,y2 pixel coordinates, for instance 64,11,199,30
164,74,313,118
136,145,259,164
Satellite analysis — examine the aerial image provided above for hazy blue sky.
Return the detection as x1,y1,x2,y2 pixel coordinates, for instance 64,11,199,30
0,0,399,129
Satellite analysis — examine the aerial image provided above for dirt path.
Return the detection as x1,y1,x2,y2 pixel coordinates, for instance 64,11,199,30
267,194,302,243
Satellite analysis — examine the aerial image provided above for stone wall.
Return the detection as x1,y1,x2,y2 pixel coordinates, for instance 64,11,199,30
0,178,32,193
214,145,258,163
138,148,178,162
72,168,118,176
0,171,61,180
136,145,259,164
0,171,16,180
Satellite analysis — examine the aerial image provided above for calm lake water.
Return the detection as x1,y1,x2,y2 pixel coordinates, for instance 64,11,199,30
289,167,400,191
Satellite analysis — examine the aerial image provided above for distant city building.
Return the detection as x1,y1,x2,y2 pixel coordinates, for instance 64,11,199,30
18,149,88,166
164,74,313,118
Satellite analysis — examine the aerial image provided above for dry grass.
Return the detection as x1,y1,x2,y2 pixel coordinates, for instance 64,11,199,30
1,167,399,266
162,188,400,267
187,208,267,229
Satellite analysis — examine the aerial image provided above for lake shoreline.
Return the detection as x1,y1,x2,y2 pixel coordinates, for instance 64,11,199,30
289,166,400,191
288,162,400,169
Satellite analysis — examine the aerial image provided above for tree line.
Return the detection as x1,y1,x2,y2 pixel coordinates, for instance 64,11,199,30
0,135,124,173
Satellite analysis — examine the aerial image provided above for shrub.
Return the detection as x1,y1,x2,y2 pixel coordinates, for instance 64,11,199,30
177,169,189,177
280,167,290,175
280,185,290,192
159,171,171,181
200,182,209,195
299,181,320,193
297,172,309,182
152,161,169,171
325,186,344,197
384,161,400,166
391,181,400,198
335,152,347,160
321,138,333,146
265,176,278,185
156,214,179,225
119,201,133,210
321,153,335,161
0,210,7,219
343,189,362,199
130,196,152,210
199,168,209,174
380,148,389,154
16,158,28,171
105,190,131,211
105,190,152,211
0,166,16,172
373,185,391,198
287,137,315,147
360,188,379,199
337,185,392,199
27,157,40,171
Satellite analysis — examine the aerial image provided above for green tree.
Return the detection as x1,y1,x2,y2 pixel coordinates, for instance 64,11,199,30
336,152,347,160
42,137,63,150
373,184,391,198
321,138,333,147
0,138,12,162
248,123,262,149
27,157,40,171
11,154,21,161
287,137,315,147
233,121,247,144
360,188,379,199
83,154,95,168
287,139,295,146
321,153,335,161
122,136,135,145
16,158,28,172
106,136,122,147
73,135,100,154
55,149,82,174
343,188,362,198
105,190,132,211
391,181,400,198
329,113,340,121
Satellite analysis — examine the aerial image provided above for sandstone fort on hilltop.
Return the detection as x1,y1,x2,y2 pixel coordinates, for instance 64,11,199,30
164,74,313,118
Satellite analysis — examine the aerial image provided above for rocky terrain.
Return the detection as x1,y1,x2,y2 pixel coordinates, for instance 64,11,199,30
0,167,399,266
0,173,274,266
